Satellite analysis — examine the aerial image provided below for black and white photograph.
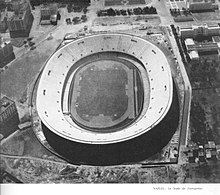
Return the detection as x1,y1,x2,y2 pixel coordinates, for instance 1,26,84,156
0,0,220,193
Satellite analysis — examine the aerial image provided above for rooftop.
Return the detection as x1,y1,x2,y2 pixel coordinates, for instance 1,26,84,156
188,42,219,48
0,37,11,48
189,0,212,4
189,51,199,59
9,11,25,20
0,96,15,115
181,24,220,31
213,36,220,43
7,0,29,21
0,9,14,21
185,38,195,45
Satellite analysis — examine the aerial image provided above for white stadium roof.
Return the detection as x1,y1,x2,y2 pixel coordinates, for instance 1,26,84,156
36,33,173,144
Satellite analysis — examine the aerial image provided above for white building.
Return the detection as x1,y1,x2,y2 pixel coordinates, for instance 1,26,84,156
187,0,218,12
180,24,220,38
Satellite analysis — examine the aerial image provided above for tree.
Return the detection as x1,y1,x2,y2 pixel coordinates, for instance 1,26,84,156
107,8,116,16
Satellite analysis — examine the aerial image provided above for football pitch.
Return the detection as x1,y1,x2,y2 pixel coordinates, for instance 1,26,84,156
76,61,129,120
70,59,136,129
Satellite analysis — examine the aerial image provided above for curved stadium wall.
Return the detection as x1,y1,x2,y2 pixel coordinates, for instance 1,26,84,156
36,33,180,165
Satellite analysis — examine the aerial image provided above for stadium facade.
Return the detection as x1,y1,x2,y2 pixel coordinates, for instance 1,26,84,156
36,33,180,165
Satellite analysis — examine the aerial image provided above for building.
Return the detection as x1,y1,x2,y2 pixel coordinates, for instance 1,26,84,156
188,151,195,163
208,141,216,150
204,141,218,160
213,36,220,43
0,96,20,140
0,2,15,33
185,39,220,59
180,24,220,60
180,24,220,38
6,0,34,38
40,3,58,25
187,0,218,12
0,13,8,33
205,141,217,151
184,38,199,60
216,145,220,160
0,39,15,68
198,151,206,162
211,150,217,160
198,145,206,162
205,149,212,159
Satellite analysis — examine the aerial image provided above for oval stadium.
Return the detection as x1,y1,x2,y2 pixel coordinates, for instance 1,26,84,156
36,33,180,165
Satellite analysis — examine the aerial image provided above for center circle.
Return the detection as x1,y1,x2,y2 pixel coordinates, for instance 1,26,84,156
67,52,147,133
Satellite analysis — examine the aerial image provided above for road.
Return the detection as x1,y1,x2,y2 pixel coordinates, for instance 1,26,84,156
167,26,192,147
153,0,174,26
0,153,73,167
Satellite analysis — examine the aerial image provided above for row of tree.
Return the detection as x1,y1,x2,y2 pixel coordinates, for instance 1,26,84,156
170,7,191,17
170,25,187,64
97,6,157,17
29,0,90,6
67,4,88,13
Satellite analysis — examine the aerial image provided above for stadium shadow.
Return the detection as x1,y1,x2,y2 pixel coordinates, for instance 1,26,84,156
42,80,180,166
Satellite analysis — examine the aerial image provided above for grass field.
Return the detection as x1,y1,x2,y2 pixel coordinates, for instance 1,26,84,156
192,10,220,22
68,52,145,131
75,62,129,123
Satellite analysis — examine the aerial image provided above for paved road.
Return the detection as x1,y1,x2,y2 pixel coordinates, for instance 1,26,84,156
153,0,174,26
167,26,192,147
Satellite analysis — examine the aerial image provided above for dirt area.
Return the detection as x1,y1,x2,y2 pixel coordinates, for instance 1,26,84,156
0,128,54,159
0,155,187,183
0,38,61,101
0,135,24,156
1,151,220,183
93,15,160,27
